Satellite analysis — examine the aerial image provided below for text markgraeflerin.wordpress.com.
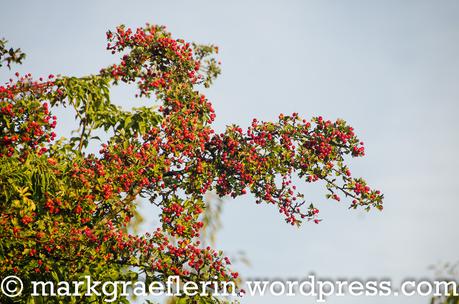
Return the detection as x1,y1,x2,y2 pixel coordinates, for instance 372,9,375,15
1,274,458,302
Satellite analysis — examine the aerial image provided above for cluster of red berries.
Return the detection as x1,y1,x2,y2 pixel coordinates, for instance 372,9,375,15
0,23,382,298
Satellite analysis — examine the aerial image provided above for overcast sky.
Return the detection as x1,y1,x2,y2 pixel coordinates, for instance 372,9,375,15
1,1,459,303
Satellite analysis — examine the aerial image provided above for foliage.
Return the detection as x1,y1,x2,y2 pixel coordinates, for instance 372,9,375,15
430,262,459,304
0,23,383,303
0,38,26,69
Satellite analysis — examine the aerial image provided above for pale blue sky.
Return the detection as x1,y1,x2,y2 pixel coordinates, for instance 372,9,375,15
1,1,459,303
